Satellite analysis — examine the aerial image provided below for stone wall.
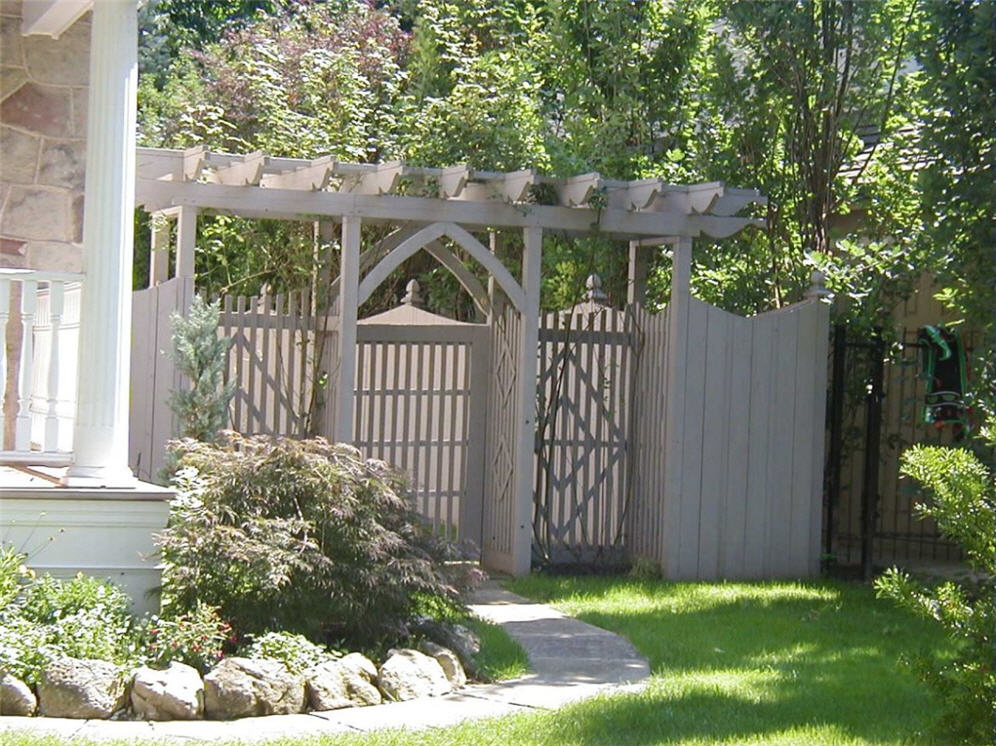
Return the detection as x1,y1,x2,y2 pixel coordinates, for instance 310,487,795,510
1,1,88,272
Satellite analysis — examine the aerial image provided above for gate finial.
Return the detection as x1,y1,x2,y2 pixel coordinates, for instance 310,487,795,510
402,278,424,307
805,270,831,300
585,274,608,305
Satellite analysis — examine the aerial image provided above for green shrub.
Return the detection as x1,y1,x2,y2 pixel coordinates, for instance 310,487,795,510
0,572,139,684
140,602,232,673
875,440,995,744
0,615,50,685
167,294,235,443
241,631,340,674
0,545,31,611
160,434,465,650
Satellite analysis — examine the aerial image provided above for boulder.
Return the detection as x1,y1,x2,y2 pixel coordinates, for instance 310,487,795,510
418,640,467,689
377,649,451,702
131,662,204,721
37,658,126,719
414,620,482,678
0,673,37,716
305,656,382,711
203,657,304,719
339,652,378,682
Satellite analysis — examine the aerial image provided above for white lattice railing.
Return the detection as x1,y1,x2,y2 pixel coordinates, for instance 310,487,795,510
0,270,83,466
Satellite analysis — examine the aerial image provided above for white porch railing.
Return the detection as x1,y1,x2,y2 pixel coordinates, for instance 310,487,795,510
0,270,82,466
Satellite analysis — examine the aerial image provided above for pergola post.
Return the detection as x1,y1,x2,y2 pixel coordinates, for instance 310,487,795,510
511,226,542,574
63,0,138,487
149,213,170,286
334,215,361,443
627,240,651,306
661,236,693,576
174,206,198,279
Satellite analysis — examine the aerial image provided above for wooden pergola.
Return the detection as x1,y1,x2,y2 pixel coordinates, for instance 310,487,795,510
135,146,768,574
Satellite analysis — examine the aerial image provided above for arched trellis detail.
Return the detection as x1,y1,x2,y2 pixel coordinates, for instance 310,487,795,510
423,239,490,318
329,225,491,317
358,222,525,312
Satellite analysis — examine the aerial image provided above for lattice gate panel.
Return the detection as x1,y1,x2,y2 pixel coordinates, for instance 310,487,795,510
482,302,521,566
534,306,635,564
351,323,484,547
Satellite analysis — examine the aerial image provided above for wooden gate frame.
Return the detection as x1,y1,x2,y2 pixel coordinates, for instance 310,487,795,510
135,146,773,576
355,312,490,549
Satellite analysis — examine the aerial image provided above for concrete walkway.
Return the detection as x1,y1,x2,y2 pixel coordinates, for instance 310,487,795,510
0,584,650,743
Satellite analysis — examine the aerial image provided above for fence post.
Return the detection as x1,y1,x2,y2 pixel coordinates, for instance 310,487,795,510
825,323,847,564
334,215,361,443
861,328,885,581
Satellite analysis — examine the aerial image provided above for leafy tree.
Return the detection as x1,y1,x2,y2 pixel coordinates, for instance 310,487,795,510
677,0,925,317
914,0,995,411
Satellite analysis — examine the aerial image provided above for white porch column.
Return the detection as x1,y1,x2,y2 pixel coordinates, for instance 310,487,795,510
334,215,361,443
63,0,139,487
511,226,542,575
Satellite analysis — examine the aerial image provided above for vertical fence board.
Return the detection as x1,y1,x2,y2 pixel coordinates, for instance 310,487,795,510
789,304,819,573
722,317,753,578
698,305,729,579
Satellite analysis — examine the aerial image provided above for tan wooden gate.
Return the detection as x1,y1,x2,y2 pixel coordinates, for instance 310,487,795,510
354,304,490,549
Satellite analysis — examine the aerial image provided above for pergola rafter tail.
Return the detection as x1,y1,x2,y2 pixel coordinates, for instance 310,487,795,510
136,147,766,241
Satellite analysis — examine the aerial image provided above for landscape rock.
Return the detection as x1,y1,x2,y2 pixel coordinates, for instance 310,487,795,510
37,658,126,719
339,652,378,682
131,662,204,721
203,657,304,720
377,648,451,702
305,656,382,711
414,620,481,678
1,672,37,716
418,640,467,689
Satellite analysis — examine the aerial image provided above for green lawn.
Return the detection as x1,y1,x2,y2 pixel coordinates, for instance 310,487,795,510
4,576,953,746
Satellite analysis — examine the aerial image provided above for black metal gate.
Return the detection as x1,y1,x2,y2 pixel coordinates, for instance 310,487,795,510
825,324,972,578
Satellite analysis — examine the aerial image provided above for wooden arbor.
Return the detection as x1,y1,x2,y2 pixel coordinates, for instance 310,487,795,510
135,146,769,575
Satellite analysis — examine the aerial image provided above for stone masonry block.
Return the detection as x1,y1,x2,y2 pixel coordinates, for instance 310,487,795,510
0,66,27,103
0,124,39,183
22,240,82,272
1,82,72,138
23,15,89,86
1,185,71,241
38,138,85,190
71,86,86,136
0,15,23,67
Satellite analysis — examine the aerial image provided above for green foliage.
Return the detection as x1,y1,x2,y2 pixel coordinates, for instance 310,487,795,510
168,295,236,442
0,571,138,685
160,434,465,651
875,441,995,744
241,631,340,674
0,545,31,610
139,602,232,673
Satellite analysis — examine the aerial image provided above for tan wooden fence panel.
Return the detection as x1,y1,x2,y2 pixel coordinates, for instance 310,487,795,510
129,276,193,482
627,297,829,579
220,290,318,437
626,304,669,565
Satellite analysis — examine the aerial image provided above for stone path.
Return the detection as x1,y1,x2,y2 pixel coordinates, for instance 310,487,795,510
0,584,650,743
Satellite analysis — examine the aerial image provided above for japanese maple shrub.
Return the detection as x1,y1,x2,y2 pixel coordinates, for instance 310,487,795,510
159,434,463,651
